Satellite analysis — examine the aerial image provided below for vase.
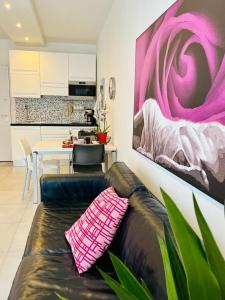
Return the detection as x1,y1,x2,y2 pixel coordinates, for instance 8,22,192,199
98,133,107,144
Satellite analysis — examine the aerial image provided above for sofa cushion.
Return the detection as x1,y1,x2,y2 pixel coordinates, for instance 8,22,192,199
65,186,128,273
105,162,147,198
8,254,117,300
24,202,91,256
108,190,169,300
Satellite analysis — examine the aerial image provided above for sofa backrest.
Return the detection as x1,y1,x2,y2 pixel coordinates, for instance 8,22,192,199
106,163,168,300
105,162,148,197
40,173,108,207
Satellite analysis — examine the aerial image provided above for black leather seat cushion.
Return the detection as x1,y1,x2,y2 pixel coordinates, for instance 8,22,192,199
24,202,90,256
23,188,168,300
8,254,117,300
105,162,148,198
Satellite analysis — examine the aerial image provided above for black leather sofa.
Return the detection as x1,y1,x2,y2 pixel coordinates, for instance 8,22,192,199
8,162,169,300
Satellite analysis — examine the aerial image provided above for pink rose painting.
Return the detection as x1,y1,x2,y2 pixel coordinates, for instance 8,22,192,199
133,0,225,204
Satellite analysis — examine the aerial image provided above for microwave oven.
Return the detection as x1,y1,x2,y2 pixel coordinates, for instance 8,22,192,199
68,81,96,100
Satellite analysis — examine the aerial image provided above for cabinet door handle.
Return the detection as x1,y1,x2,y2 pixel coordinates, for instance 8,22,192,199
41,82,66,86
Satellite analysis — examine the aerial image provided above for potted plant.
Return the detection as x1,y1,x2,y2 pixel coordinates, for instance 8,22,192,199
98,191,225,300
95,105,110,144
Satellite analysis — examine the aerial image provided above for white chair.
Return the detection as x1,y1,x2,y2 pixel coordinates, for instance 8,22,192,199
20,138,60,201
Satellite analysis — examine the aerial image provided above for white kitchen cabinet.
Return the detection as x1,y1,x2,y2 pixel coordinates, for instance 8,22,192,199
41,126,70,161
11,126,41,166
41,126,69,154
69,54,96,82
10,73,40,98
69,126,96,138
9,51,97,98
41,126,70,140
9,50,39,73
40,52,68,96
9,50,40,98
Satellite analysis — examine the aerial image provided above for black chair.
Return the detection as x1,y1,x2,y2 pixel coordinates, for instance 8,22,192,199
72,144,105,173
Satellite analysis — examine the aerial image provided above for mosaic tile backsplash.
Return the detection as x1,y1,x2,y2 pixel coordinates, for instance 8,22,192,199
15,96,95,123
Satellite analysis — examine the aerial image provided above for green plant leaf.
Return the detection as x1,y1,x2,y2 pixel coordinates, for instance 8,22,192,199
97,267,139,300
193,194,225,298
55,292,70,300
158,236,178,300
161,188,222,300
141,278,152,298
164,223,189,300
109,252,152,300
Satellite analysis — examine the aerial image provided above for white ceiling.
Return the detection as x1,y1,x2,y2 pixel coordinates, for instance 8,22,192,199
0,0,113,46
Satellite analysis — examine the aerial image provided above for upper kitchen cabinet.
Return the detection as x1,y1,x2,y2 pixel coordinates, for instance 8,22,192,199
40,52,68,96
9,50,40,98
9,50,40,73
10,73,40,98
69,54,96,82
9,51,97,98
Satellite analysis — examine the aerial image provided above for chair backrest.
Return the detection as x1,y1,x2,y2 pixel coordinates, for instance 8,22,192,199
19,138,32,165
72,144,105,165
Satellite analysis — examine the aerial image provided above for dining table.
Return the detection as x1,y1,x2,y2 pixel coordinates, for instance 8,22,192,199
32,140,117,204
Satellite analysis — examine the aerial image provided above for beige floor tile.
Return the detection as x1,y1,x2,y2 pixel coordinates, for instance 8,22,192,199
20,204,38,224
0,253,23,300
0,205,25,224
0,223,18,254
0,178,24,192
8,222,32,254
0,191,25,205
0,163,36,298
0,255,4,269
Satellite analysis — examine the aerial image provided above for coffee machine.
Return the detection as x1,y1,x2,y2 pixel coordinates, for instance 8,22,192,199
84,109,97,126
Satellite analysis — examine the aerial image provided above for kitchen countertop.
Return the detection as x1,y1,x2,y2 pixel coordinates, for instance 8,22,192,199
11,123,97,127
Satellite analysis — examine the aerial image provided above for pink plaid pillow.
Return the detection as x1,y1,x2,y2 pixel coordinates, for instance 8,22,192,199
65,186,128,274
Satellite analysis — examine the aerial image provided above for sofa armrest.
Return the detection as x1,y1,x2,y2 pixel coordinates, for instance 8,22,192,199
40,173,108,206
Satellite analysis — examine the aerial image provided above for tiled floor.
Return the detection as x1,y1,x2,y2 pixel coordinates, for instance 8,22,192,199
0,163,38,300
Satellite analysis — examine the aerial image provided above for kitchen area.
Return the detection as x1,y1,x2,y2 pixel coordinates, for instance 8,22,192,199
1,50,99,166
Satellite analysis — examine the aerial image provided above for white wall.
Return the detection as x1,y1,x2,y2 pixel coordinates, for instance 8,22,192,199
97,0,225,256
0,39,11,65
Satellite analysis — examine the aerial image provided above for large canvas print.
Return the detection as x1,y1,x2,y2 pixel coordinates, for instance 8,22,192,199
133,0,225,204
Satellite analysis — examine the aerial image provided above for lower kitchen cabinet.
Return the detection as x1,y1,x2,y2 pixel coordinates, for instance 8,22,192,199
40,126,70,139
11,126,41,166
40,126,70,162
